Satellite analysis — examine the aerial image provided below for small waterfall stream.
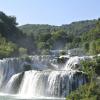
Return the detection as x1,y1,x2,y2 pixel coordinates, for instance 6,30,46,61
0,55,91,99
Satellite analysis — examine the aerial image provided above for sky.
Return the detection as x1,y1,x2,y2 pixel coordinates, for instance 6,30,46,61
0,0,100,26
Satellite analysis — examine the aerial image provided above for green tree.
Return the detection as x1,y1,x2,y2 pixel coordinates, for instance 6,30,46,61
83,42,89,52
95,39,100,54
19,47,27,56
51,30,67,40
89,41,97,55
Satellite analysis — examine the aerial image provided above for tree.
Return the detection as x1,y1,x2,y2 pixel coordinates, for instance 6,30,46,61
83,42,89,52
95,39,100,54
19,47,27,56
51,30,67,40
89,41,97,55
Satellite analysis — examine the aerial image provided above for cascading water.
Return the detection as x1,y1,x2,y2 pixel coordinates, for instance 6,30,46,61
64,56,92,70
0,55,90,99
0,58,24,89
17,70,86,97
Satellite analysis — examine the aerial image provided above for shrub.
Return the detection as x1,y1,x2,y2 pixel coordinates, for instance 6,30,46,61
66,59,100,100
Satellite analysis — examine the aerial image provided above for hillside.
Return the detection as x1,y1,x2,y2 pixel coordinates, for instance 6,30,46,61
0,11,99,58
19,19,97,54
19,20,96,36
0,11,36,58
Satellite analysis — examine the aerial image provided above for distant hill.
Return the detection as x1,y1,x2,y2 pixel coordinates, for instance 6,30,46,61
60,20,96,35
19,19,97,53
19,20,96,36
0,11,99,57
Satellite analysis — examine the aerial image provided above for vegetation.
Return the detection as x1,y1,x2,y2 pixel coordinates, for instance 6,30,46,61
82,19,100,55
0,11,36,58
20,18,100,55
66,57,100,100
66,82,99,100
0,34,17,58
19,19,97,53
0,11,100,100
18,47,27,56
0,11,100,57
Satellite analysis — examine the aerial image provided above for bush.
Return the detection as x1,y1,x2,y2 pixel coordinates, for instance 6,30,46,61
66,59,100,100
19,47,27,56
0,35,17,58
95,56,100,75
66,82,99,100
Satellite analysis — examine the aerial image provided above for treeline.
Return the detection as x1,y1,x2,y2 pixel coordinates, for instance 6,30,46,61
82,19,100,55
0,11,36,58
19,19,98,55
0,11,100,58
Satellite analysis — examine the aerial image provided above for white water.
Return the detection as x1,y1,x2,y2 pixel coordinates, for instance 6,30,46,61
64,56,92,70
0,55,90,99
17,70,86,97
0,58,24,89
5,73,21,93
0,55,53,87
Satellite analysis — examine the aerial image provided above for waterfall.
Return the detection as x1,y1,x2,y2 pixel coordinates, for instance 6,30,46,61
19,70,48,96
0,55,53,88
8,70,86,97
0,55,90,98
0,58,24,89
5,72,24,94
64,56,92,70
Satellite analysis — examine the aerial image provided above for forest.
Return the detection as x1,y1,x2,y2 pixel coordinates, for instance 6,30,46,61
0,11,100,58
